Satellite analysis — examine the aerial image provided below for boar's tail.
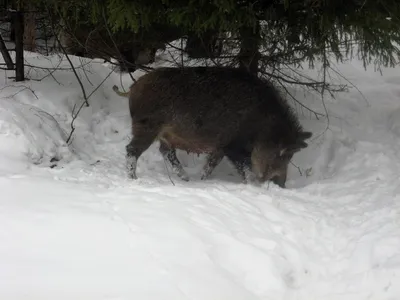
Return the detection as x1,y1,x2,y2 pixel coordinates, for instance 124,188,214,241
112,85,130,98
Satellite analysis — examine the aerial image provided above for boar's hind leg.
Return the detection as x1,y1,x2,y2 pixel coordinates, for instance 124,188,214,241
159,141,189,181
201,150,224,180
126,129,158,180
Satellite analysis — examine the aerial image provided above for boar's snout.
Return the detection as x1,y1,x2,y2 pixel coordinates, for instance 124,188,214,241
253,156,289,185
251,145,288,184
251,131,312,187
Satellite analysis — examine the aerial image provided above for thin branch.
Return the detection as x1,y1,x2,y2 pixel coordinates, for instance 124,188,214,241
261,69,326,87
328,65,370,107
165,42,186,53
101,7,135,82
274,77,324,120
47,8,89,107
80,57,94,86
180,38,184,67
290,161,303,176
66,66,116,145
25,56,63,84
167,48,183,67
66,102,83,144
163,158,176,186
282,63,347,93
3,85,38,99
312,42,331,143
87,67,115,99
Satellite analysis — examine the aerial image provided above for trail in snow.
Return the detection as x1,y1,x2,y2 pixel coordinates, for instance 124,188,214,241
0,48,400,300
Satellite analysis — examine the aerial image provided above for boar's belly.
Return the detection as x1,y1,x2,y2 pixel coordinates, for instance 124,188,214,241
158,130,217,154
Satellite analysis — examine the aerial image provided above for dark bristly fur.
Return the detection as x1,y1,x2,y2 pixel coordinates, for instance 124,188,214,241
124,66,312,187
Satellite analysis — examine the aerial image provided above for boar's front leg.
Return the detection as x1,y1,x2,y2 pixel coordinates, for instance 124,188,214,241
224,147,255,183
201,148,256,183
159,141,190,181
271,171,287,188
201,150,224,180
228,157,254,183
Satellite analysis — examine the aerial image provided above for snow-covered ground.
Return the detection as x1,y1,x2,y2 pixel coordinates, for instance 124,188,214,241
1,47,400,300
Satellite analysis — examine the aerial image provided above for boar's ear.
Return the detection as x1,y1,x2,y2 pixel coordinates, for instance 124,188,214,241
298,131,312,141
296,140,308,149
282,140,308,155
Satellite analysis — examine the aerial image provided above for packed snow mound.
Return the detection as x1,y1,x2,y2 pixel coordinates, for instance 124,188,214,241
0,49,400,300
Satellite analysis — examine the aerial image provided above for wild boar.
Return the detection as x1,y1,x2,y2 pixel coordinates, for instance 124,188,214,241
120,66,312,187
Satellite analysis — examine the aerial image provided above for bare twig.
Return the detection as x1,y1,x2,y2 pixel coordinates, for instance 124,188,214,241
3,85,38,99
167,48,183,67
163,158,176,186
87,67,115,99
23,61,93,71
47,8,89,107
272,75,325,119
80,56,94,86
65,66,116,144
66,102,83,144
328,65,370,107
312,42,331,142
165,42,186,53
180,38,184,67
262,69,326,88
25,56,63,84
101,8,135,82
290,161,303,176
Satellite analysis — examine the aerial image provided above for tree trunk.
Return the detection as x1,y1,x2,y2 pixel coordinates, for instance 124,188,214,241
238,22,260,75
13,11,24,81
23,1,36,51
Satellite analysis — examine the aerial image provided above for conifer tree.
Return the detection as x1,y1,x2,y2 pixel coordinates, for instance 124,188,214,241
38,0,400,70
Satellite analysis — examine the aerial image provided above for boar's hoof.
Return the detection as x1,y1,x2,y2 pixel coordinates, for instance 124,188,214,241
126,156,138,180
241,178,249,184
128,171,138,180
243,169,257,183
177,170,190,182
200,172,209,181
127,168,138,180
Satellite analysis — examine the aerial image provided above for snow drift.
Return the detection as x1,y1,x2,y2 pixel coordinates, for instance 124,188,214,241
0,48,400,300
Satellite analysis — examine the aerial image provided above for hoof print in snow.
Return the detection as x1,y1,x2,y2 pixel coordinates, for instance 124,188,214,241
128,173,138,180
49,156,60,169
50,157,59,163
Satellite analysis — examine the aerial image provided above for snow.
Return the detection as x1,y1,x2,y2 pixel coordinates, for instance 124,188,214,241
1,47,400,300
